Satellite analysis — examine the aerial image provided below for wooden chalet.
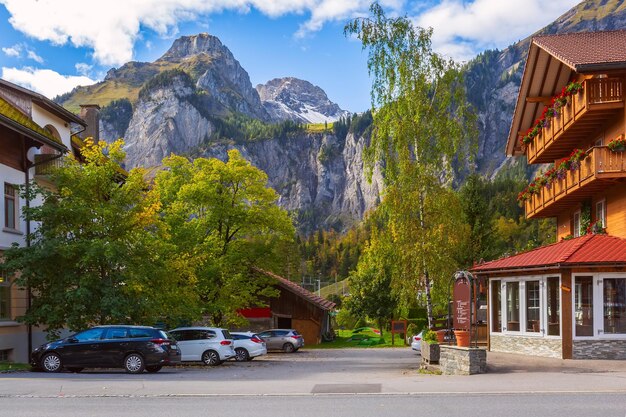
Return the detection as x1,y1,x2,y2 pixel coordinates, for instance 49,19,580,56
239,269,336,345
471,31,626,359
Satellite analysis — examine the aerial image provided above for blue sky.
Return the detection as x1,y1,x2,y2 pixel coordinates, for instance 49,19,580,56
0,0,580,113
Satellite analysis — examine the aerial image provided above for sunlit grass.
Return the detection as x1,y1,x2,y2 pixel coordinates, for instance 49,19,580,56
306,328,408,349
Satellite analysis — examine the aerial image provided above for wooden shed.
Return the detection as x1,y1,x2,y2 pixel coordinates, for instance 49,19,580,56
239,269,336,345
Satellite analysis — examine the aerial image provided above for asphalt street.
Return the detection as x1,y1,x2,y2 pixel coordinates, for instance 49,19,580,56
1,348,626,416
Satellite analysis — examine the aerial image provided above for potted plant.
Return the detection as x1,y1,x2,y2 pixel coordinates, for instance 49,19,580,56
420,329,440,364
608,136,626,152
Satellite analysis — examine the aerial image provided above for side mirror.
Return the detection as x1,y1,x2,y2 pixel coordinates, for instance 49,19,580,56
68,337,78,343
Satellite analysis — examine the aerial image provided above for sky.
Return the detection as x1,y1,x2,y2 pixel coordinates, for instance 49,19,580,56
0,0,581,113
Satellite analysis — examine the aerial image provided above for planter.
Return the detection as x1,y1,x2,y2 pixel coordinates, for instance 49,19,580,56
421,341,440,364
454,330,470,347
436,330,446,343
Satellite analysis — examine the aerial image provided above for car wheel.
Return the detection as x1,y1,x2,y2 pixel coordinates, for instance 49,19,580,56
235,348,249,362
66,367,83,373
282,343,295,353
124,353,145,374
41,353,62,373
145,365,162,373
201,350,221,366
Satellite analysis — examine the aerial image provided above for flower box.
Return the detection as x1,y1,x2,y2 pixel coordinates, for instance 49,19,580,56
421,341,440,364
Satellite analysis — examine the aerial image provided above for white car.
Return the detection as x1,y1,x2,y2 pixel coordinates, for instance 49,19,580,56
409,331,423,353
169,327,235,366
230,332,268,361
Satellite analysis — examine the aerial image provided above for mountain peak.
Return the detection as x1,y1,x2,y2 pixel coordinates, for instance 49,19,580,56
257,77,349,124
158,33,228,61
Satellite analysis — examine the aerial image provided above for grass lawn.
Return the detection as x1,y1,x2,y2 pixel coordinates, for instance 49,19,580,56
307,328,408,349
0,362,30,372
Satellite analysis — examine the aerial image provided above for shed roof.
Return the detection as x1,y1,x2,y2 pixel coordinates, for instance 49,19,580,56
471,234,626,274
254,268,336,311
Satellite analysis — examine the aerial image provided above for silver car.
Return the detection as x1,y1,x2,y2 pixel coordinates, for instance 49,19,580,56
258,329,304,353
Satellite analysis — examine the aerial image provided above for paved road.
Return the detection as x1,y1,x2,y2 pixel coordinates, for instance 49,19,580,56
2,348,626,416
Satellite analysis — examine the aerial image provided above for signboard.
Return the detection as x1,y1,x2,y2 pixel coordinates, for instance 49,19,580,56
391,320,407,345
453,275,471,330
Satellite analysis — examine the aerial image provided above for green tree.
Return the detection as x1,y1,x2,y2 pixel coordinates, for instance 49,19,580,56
154,149,296,326
345,3,476,327
459,174,497,266
344,227,397,336
2,140,195,338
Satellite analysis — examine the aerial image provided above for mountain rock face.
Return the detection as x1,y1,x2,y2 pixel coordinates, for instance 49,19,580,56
200,131,382,233
257,77,350,123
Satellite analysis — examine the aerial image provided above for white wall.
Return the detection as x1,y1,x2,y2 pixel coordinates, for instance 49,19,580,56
31,104,72,149
0,163,27,249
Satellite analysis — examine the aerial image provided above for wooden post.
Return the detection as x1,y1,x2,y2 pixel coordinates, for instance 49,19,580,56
561,270,572,359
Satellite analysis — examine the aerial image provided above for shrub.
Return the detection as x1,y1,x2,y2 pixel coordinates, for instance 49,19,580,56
422,329,439,344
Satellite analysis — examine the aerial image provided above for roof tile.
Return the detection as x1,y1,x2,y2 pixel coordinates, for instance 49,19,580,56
254,268,336,311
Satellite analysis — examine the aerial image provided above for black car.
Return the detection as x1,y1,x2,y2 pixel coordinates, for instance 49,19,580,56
30,325,181,373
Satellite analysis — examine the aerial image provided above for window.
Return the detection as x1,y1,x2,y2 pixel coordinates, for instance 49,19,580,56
73,328,104,341
603,278,626,334
104,328,128,339
129,328,153,338
4,183,17,230
575,276,594,337
526,281,540,333
546,277,560,336
491,280,501,333
506,282,520,331
0,270,11,321
596,200,606,228
573,211,581,237
0,349,11,362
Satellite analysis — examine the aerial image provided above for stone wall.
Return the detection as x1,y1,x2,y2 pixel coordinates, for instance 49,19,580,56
490,334,562,358
439,346,487,375
573,340,626,359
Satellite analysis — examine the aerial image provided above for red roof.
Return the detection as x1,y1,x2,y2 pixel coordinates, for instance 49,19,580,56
471,234,626,273
253,268,336,311
533,30,626,72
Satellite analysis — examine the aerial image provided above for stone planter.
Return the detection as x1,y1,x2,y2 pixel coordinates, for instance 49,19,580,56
421,341,440,364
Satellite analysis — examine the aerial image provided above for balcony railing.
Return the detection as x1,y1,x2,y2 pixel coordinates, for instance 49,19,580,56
526,78,624,164
34,154,64,176
525,146,626,218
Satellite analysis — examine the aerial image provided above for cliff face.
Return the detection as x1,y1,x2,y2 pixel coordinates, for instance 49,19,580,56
185,131,382,233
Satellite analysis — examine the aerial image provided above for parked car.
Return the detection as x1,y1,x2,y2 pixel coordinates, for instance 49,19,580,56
257,329,304,353
230,332,267,361
169,327,235,366
30,325,181,374
409,331,423,353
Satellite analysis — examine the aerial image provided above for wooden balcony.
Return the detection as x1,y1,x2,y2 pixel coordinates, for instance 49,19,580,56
526,78,624,164
34,154,64,176
525,146,626,218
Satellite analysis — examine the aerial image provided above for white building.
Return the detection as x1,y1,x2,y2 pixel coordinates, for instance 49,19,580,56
0,79,87,363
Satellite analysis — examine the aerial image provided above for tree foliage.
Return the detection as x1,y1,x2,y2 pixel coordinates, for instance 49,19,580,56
2,140,196,338
345,3,477,326
154,149,296,326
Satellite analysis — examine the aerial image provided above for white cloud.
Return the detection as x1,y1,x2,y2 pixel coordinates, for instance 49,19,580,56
26,50,43,64
1,43,45,63
0,0,404,66
2,46,20,57
415,0,580,61
75,62,93,76
1,67,96,99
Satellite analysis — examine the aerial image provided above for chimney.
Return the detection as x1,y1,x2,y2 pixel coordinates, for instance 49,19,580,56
79,104,100,141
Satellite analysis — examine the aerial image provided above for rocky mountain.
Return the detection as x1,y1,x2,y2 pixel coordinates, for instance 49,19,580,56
56,0,626,231
257,77,350,123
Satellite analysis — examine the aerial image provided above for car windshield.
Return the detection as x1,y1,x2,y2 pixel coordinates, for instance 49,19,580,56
159,330,172,340
221,330,232,339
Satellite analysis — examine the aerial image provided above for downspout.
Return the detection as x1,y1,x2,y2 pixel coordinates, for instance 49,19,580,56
23,140,72,359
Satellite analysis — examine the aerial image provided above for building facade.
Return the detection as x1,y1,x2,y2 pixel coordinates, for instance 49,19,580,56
0,79,86,363
472,31,626,359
